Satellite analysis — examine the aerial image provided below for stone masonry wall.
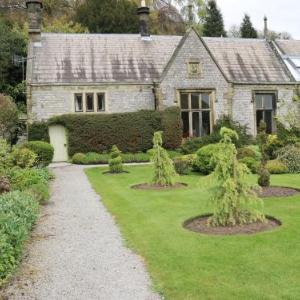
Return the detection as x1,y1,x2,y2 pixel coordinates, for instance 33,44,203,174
232,85,295,136
28,84,155,122
160,29,230,121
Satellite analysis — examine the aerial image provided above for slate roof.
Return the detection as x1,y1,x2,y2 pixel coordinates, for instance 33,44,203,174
29,32,295,85
276,40,300,56
30,33,182,84
203,37,293,83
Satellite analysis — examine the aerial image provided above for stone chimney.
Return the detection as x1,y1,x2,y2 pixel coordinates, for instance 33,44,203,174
26,0,43,42
137,0,150,38
264,16,269,40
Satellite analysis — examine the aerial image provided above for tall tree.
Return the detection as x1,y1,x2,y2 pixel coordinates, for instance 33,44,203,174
75,0,139,33
202,0,226,37
240,14,257,38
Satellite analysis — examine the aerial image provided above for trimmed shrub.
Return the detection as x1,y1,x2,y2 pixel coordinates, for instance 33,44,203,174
8,147,37,169
109,145,123,173
193,144,221,174
258,168,270,187
237,147,256,160
28,122,50,142
173,157,189,175
72,153,87,164
48,107,182,155
239,157,259,174
266,160,288,174
24,141,54,167
181,135,219,154
0,191,39,285
277,145,300,173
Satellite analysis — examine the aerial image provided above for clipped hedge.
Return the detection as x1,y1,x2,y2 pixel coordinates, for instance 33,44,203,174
28,122,50,142
48,108,182,155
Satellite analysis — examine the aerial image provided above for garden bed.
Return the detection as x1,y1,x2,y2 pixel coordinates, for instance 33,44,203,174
256,186,300,198
183,214,281,235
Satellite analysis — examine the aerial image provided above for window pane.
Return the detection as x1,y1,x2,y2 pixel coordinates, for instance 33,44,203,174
97,94,105,111
180,94,189,109
255,94,263,109
86,94,94,112
191,94,200,109
201,93,210,109
263,94,274,109
265,111,273,133
181,112,190,138
192,112,200,137
256,110,263,131
202,111,211,135
75,94,83,112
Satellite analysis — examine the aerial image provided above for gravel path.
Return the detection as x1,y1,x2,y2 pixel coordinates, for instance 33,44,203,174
2,165,161,300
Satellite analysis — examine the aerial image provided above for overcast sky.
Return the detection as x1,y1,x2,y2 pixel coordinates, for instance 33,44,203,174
216,0,300,39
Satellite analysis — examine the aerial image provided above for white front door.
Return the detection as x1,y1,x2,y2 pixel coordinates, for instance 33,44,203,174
49,125,68,162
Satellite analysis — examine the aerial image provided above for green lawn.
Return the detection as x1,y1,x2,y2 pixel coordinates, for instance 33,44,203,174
86,166,300,300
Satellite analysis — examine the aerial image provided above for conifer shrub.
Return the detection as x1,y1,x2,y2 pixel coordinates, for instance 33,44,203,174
151,132,177,186
108,145,123,173
257,121,270,187
209,127,265,227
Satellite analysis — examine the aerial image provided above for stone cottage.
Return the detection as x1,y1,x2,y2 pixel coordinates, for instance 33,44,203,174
26,0,300,160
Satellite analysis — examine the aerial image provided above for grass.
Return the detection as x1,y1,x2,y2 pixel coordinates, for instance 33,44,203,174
86,165,300,300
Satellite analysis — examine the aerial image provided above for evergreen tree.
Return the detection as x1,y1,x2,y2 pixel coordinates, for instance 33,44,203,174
202,0,226,37
240,14,257,38
209,127,265,227
75,0,139,33
151,131,177,186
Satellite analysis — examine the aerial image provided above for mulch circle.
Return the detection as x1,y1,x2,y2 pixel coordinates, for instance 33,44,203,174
256,186,300,198
131,183,188,190
183,214,281,236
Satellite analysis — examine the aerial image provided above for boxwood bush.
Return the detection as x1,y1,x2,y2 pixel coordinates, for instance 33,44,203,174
48,107,182,155
0,191,39,285
192,144,221,174
23,141,54,167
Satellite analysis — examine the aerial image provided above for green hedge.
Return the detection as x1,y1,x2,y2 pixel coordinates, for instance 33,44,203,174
48,108,182,156
28,122,50,142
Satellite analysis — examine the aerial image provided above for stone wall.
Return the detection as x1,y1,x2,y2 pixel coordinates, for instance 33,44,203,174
160,30,230,120
232,85,295,135
28,84,155,122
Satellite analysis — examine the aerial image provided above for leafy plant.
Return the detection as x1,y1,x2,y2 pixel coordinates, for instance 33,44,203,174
173,156,191,175
151,132,177,186
23,141,54,167
209,127,265,227
0,191,39,285
239,157,259,174
0,176,11,194
193,143,221,174
266,160,288,174
277,145,300,173
8,147,37,169
257,121,270,187
26,182,50,205
109,145,123,173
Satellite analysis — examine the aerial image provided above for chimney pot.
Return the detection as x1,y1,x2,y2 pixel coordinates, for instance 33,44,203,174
264,16,269,40
26,0,43,42
137,2,150,38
